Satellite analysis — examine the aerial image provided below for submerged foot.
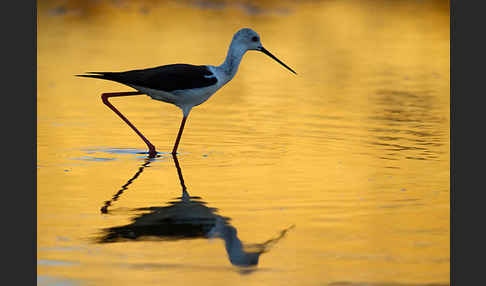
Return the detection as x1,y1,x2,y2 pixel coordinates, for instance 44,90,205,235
148,145,157,158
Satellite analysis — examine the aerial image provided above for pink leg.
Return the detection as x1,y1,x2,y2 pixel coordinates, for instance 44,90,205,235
101,92,157,157
172,115,188,155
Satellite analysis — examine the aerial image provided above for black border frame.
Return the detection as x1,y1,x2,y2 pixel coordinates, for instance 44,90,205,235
3,0,36,285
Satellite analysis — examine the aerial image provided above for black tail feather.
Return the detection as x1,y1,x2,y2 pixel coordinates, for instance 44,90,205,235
75,74,107,79
75,72,118,79
85,72,116,75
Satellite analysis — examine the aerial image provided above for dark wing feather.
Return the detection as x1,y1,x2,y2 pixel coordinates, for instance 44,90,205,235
77,64,217,92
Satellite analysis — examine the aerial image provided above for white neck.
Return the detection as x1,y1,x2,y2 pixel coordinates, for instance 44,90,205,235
216,41,247,85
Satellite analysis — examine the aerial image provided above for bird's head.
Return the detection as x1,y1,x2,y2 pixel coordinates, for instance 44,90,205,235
233,28,263,51
233,28,297,75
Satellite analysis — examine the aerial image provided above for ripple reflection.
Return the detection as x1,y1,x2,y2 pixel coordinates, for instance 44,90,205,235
366,88,447,162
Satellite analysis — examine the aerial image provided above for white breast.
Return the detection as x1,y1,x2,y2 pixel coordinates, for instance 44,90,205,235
130,66,226,116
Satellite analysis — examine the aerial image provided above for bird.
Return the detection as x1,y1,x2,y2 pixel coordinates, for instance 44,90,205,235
77,28,296,157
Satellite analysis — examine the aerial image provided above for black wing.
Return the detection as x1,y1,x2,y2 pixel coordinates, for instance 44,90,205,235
77,64,218,92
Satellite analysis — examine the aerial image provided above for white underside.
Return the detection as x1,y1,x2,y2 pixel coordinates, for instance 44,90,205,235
129,66,228,117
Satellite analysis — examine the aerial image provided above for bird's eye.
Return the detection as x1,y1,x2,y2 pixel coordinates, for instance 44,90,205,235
251,36,259,42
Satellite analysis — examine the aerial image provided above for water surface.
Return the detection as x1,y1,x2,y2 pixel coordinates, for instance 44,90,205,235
38,1,449,285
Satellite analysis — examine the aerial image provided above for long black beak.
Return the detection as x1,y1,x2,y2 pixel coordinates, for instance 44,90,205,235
258,46,297,75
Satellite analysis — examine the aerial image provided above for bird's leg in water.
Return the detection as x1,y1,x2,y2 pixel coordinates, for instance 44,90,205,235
101,91,157,157
172,115,188,155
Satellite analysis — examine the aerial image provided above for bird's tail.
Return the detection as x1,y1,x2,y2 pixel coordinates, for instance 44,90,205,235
75,72,115,80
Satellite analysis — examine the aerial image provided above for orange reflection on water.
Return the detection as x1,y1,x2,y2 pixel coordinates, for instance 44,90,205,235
38,1,449,285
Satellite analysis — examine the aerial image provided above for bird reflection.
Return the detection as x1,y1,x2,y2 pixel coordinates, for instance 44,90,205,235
97,154,294,268
100,156,154,214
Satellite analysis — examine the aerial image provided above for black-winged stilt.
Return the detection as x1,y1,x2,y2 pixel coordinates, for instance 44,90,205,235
78,28,296,157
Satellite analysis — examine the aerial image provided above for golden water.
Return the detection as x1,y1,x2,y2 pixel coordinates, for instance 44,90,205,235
38,1,449,285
